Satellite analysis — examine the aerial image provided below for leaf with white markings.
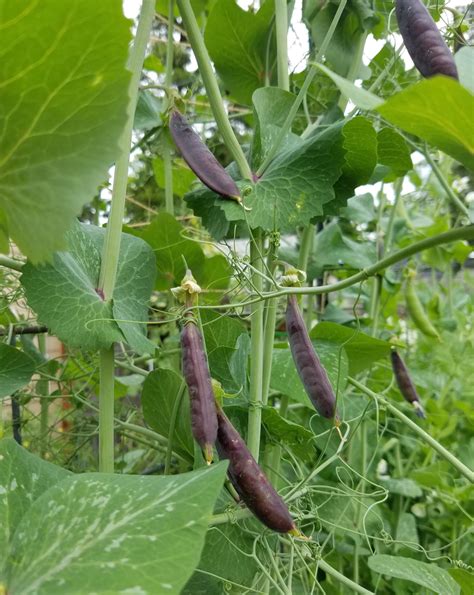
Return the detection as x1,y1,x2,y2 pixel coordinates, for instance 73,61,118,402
0,439,72,572
0,0,132,262
6,460,227,594
21,222,156,354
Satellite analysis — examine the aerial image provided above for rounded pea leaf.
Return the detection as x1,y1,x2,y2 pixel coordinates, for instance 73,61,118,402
0,0,132,262
0,344,36,398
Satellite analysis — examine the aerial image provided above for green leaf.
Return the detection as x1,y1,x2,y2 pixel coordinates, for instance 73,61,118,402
376,127,413,178
153,156,197,197
340,117,378,185
310,222,377,277
270,343,348,406
0,439,72,571
246,122,346,231
142,368,194,460
449,568,474,595
201,310,248,393
455,46,474,94
6,463,228,594
340,193,375,223
251,87,299,169
310,322,391,374
377,78,474,170
0,0,131,262
380,477,423,498
134,90,163,130
261,407,316,462
396,512,419,548
126,214,230,293
205,0,275,104
316,63,383,109
21,222,156,354
0,344,36,399
368,555,460,595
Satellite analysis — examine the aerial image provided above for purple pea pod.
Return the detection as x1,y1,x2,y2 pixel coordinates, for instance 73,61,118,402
169,110,241,202
216,406,299,534
181,320,218,463
286,295,337,420
395,0,458,79
391,350,426,419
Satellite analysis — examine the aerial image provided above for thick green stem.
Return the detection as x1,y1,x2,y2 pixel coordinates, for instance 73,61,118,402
163,0,175,215
247,231,265,460
349,377,474,483
38,334,49,457
0,255,24,272
257,0,348,175
337,32,367,112
176,0,252,180
384,179,403,254
317,559,374,595
298,224,315,327
424,151,470,218
99,348,116,473
99,0,155,297
97,1,155,473
275,0,289,91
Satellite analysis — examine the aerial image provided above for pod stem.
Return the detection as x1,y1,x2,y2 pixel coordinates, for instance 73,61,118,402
176,0,252,181
97,0,155,473
349,377,474,483
247,230,265,460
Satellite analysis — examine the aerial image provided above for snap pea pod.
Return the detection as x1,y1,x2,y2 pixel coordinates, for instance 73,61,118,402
405,275,440,339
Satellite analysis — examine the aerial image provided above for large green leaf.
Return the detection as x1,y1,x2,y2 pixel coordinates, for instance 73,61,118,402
376,127,413,178
142,368,194,460
270,343,348,407
205,0,275,104
377,77,474,170
310,322,391,374
6,462,227,594
0,0,131,262
0,344,36,398
201,310,249,393
261,407,316,462
21,222,156,354
368,555,460,595
0,439,72,572
126,214,231,293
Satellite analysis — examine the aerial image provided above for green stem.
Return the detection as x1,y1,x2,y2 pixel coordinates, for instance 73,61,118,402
353,420,367,583
384,178,403,254
317,559,374,595
247,231,265,460
349,377,474,483
38,334,49,457
424,151,470,218
337,32,367,112
0,255,24,272
257,0,348,175
98,0,156,297
164,381,186,474
99,348,115,473
96,0,155,473
268,394,289,485
275,0,289,91
176,0,252,180
163,0,175,215
298,224,315,327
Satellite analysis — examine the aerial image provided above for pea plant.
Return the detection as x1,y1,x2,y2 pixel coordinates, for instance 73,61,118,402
1,0,473,593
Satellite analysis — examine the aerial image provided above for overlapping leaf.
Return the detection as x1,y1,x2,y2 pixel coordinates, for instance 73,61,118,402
0,0,131,262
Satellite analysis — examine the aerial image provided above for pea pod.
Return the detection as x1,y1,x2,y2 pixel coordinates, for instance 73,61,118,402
286,294,337,419
391,350,425,418
395,0,458,79
181,318,218,463
216,405,298,534
405,275,440,339
169,110,241,202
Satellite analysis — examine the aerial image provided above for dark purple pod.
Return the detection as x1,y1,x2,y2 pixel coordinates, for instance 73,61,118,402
395,0,458,79
216,407,298,534
391,350,426,418
286,295,337,419
169,110,241,202
181,320,218,463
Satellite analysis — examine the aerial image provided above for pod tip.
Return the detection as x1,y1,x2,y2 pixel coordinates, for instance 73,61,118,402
204,444,214,465
413,402,426,419
288,526,309,540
